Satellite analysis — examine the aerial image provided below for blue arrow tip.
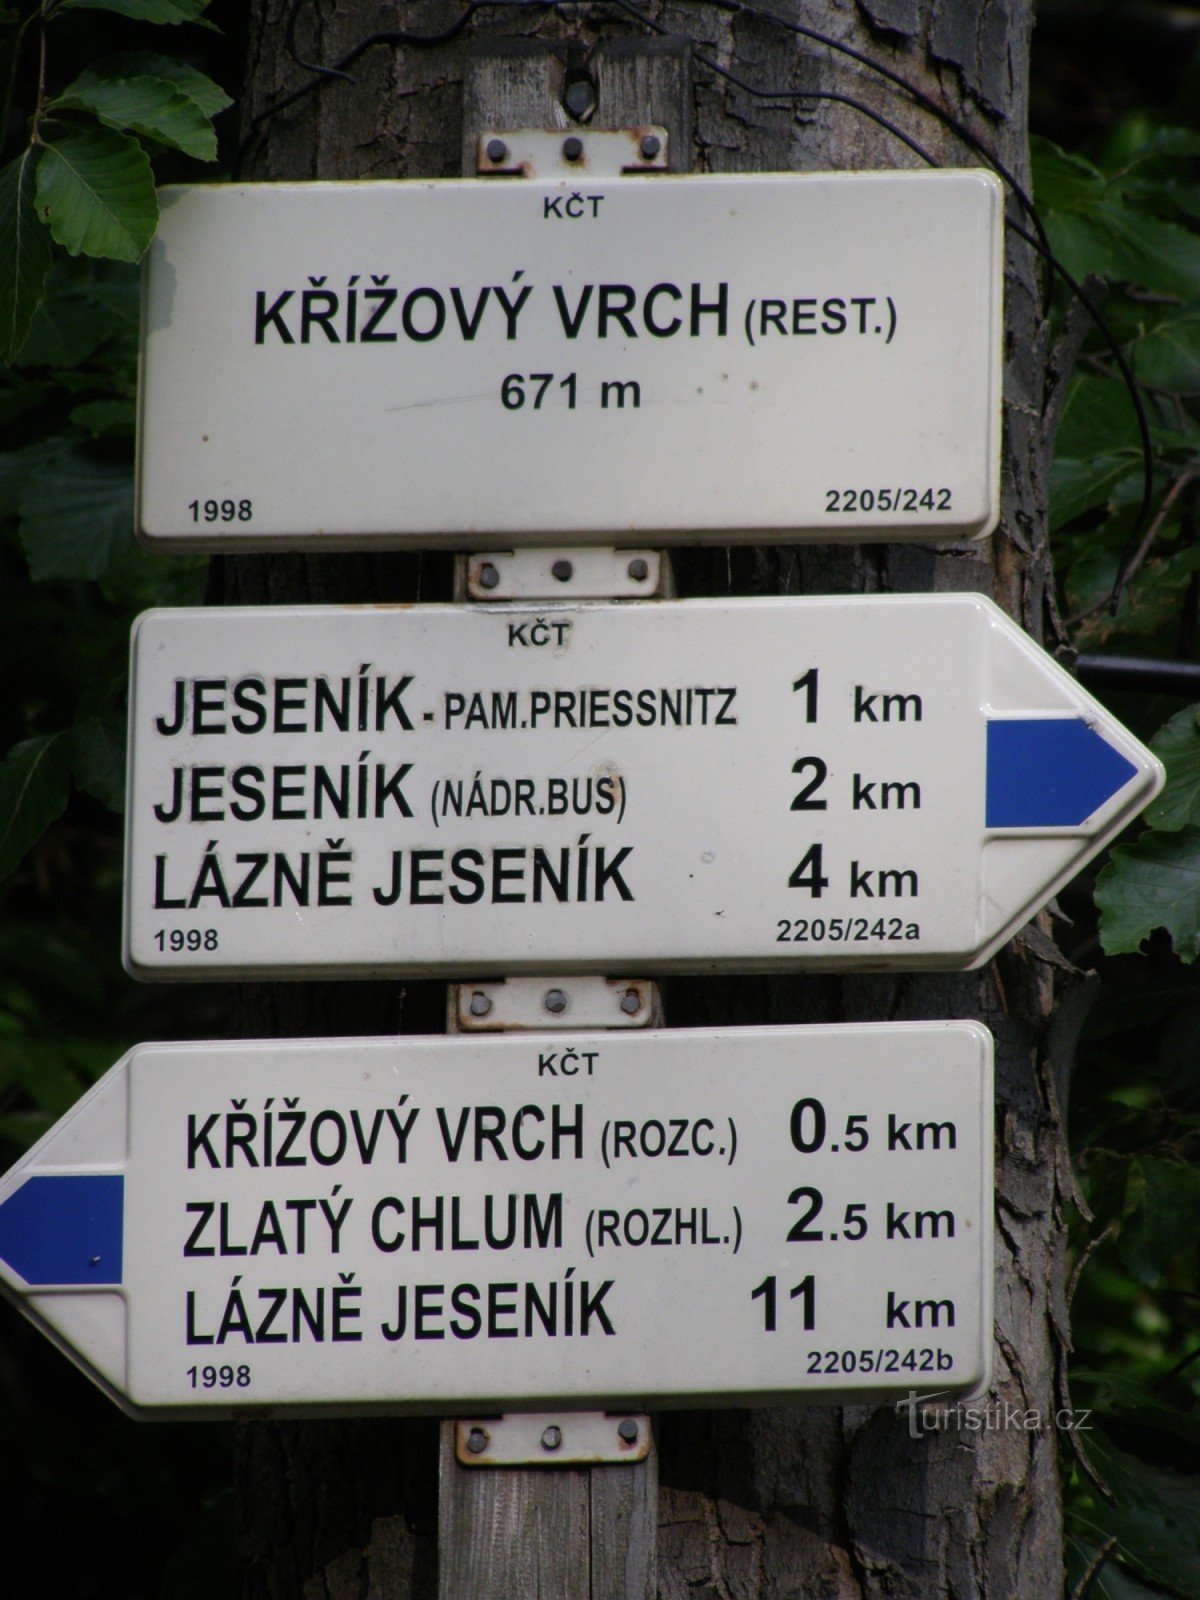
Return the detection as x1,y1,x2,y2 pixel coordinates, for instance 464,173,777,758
0,1174,123,1286
987,718,1138,828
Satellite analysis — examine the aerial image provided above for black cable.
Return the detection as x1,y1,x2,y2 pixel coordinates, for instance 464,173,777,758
237,0,555,176
1075,655,1200,697
686,0,1054,262
286,0,355,84
610,0,1153,604
1007,218,1155,611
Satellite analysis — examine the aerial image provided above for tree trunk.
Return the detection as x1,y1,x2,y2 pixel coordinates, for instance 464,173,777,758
230,3,1066,1595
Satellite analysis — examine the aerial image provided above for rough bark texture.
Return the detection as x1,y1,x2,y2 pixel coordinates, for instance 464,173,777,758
231,2,1067,1596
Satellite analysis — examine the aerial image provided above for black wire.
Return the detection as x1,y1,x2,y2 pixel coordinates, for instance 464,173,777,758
666,41,948,170
1007,219,1155,610
690,0,1054,263
795,92,937,167
236,0,555,176
610,7,1152,593
286,0,355,84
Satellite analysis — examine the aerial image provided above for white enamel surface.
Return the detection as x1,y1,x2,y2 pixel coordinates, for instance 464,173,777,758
123,594,1161,980
0,1025,993,1417
136,171,1001,548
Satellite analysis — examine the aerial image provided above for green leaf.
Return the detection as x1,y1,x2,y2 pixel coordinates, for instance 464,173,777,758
51,71,217,161
1130,310,1200,394
1071,1430,1200,1595
1143,707,1200,831
0,370,46,426
69,714,126,812
1116,125,1200,170
0,437,69,520
0,1039,90,1116
1057,374,1143,461
1096,827,1200,959
1045,210,1122,284
1050,455,1141,531
18,444,133,580
1043,176,1200,295
1117,1157,1200,1285
74,51,230,119
0,926,106,1010
1065,1538,1180,1600
35,128,157,262
0,734,71,880
56,0,214,23
0,147,52,363
69,397,133,436
1072,1371,1200,1451
16,254,139,360
1031,136,1105,211
0,1109,55,1155
15,277,124,365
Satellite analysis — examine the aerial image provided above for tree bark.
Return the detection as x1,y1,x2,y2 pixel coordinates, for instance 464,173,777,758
231,3,1066,1595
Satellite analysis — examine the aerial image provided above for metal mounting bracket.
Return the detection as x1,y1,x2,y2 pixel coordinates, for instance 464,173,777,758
462,547,663,601
455,1412,652,1467
477,127,668,179
453,974,658,1031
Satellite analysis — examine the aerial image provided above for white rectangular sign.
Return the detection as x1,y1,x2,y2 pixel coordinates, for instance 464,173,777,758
123,594,1162,980
136,170,1002,548
0,1024,992,1417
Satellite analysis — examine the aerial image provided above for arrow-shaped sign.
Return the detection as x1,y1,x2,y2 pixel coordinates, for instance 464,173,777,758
0,1026,992,1418
986,719,1140,827
123,593,1162,978
0,1174,123,1285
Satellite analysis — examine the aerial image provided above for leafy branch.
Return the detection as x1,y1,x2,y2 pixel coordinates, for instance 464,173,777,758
0,0,230,361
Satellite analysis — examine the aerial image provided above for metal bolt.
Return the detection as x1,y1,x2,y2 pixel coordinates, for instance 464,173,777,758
466,1427,489,1454
617,1418,639,1443
551,559,573,582
562,135,584,163
639,133,661,161
564,80,594,119
485,138,507,164
468,990,492,1017
620,988,641,1016
478,562,500,590
627,557,649,582
544,988,568,1015
541,1425,563,1451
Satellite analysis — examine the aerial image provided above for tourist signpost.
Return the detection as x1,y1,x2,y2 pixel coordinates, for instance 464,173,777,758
123,593,1162,980
1,153,1166,1600
0,1025,991,1417
136,170,1002,549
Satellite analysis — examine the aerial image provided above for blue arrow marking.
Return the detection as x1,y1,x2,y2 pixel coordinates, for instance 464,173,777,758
987,718,1139,828
0,1174,123,1286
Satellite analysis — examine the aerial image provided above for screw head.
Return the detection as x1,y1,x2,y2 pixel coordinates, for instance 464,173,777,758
617,1418,639,1443
620,989,641,1015
466,1427,489,1454
485,138,507,165
541,1425,563,1451
478,562,500,590
468,990,492,1017
639,133,662,161
627,557,649,583
564,79,595,119
551,559,573,582
562,135,584,163
544,988,568,1015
